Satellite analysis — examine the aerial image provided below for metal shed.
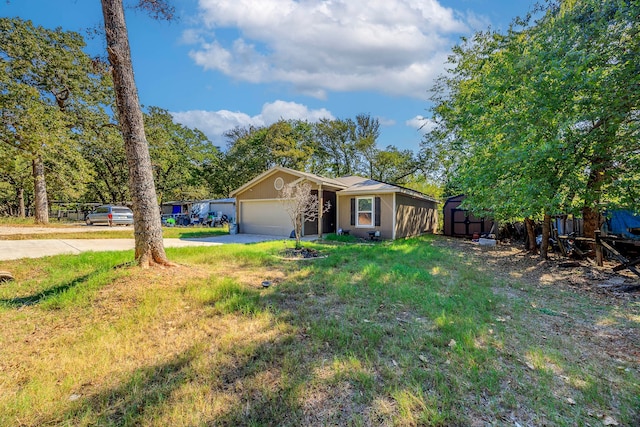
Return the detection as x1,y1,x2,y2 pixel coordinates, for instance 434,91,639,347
443,195,493,237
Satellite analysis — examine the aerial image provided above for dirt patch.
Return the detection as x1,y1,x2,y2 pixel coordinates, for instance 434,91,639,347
433,237,639,425
279,247,325,259
434,237,639,364
433,237,639,296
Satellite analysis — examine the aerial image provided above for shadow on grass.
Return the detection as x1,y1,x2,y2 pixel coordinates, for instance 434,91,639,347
58,338,307,426
206,337,309,425
61,348,198,425
0,271,99,307
18,235,635,426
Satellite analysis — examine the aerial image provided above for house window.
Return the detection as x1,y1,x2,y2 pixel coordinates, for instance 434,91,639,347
356,197,374,227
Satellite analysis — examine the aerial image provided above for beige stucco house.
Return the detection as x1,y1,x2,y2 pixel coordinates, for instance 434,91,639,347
230,166,438,240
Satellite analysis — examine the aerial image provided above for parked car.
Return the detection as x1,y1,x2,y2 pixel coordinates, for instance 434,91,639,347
85,205,134,226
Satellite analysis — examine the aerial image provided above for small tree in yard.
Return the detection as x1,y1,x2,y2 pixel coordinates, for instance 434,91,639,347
279,181,330,250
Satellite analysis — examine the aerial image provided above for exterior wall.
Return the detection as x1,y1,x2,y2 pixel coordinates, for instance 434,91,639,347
209,202,235,221
235,170,338,236
443,195,462,236
161,204,174,215
235,170,303,201
161,204,186,215
394,194,438,239
337,193,394,240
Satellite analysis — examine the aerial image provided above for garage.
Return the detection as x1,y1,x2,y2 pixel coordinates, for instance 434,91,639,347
239,200,292,236
231,167,345,238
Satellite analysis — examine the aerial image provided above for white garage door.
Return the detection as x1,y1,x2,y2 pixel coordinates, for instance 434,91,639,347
240,200,292,236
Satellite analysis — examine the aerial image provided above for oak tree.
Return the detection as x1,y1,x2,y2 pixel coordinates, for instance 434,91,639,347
100,0,174,266
424,0,639,258
0,18,102,223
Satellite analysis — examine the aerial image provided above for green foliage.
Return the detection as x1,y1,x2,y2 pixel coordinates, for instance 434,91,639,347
0,18,110,216
144,106,219,204
79,122,130,204
371,145,420,184
312,117,357,176
1,19,440,217
403,175,444,200
0,146,32,215
423,0,640,221
210,119,318,197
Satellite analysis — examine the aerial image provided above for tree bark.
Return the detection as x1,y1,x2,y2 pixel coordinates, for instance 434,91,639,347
295,214,302,249
582,205,601,239
101,0,172,267
17,187,25,218
540,213,551,260
583,162,606,239
525,217,538,254
32,155,49,224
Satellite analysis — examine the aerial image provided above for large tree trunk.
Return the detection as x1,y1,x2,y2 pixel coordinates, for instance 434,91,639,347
540,213,551,260
583,206,600,239
32,155,48,224
583,162,606,239
525,217,538,254
101,0,172,267
17,187,25,218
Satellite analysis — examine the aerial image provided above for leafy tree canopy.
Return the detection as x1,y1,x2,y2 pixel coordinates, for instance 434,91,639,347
423,0,640,230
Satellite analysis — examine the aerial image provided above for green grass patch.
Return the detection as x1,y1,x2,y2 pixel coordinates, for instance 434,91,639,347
0,236,638,426
191,276,263,316
0,225,228,240
0,216,45,226
323,232,358,243
0,251,132,310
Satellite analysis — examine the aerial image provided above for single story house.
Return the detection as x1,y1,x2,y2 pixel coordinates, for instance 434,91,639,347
442,195,493,237
230,166,438,240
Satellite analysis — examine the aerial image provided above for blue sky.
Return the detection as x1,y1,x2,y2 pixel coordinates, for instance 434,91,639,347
4,0,536,151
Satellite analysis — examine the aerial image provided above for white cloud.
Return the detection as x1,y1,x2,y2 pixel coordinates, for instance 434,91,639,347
260,100,333,123
171,100,334,146
186,0,476,99
378,117,396,127
406,115,436,134
180,28,205,45
463,10,493,32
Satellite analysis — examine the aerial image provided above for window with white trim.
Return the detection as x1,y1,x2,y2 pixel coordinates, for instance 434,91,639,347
356,197,374,227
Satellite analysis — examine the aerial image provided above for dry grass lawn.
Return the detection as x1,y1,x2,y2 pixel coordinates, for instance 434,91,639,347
0,236,638,426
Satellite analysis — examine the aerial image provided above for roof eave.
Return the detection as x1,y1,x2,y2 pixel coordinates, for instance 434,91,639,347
338,187,439,203
230,166,347,197
230,166,284,197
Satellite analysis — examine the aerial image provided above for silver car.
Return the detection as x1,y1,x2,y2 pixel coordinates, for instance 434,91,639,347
86,205,134,226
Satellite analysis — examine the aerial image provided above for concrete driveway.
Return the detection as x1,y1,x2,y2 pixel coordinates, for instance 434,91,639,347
0,233,302,261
